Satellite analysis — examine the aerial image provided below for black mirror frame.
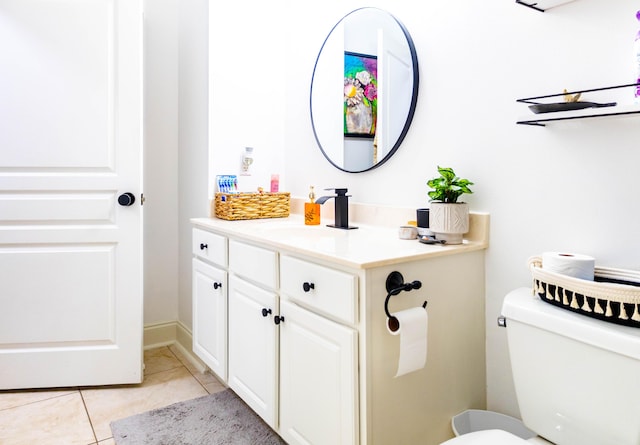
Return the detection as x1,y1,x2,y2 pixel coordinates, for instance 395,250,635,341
309,7,419,173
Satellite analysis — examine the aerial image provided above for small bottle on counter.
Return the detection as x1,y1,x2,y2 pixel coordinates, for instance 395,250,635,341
304,186,320,225
270,174,279,193
240,146,254,175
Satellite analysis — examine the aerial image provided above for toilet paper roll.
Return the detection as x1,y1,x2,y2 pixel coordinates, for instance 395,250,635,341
542,252,595,281
387,307,428,377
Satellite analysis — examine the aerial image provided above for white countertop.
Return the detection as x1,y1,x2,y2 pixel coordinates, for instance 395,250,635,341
192,212,489,270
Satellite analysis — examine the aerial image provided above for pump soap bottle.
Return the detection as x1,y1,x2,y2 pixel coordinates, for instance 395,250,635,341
305,186,321,225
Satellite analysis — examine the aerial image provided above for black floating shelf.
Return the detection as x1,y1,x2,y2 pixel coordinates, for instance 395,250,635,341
517,83,640,127
515,0,577,12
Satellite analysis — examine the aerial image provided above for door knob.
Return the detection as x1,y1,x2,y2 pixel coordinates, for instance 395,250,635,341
118,192,136,206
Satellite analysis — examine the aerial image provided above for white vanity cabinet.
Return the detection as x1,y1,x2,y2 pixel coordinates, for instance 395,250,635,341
227,240,279,429
192,214,489,445
279,254,359,445
225,239,358,443
279,298,358,445
192,228,228,381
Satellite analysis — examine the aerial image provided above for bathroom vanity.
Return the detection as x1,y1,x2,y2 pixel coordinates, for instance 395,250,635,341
191,207,489,445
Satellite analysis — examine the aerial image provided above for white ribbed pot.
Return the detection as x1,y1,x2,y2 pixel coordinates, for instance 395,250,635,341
429,202,469,245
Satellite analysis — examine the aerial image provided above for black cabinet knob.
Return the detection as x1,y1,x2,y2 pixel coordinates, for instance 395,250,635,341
213,282,222,290
274,315,285,325
261,308,272,317
118,192,136,207
200,243,208,250
303,282,315,292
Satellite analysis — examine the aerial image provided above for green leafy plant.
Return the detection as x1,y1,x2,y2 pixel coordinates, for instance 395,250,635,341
427,166,474,203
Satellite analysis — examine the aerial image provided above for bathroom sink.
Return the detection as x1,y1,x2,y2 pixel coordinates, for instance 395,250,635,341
253,221,337,237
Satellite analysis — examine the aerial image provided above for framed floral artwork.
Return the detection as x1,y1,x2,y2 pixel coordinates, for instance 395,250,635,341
344,51,378,138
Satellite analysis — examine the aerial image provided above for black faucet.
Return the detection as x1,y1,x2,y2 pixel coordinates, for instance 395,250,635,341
315,188,358,230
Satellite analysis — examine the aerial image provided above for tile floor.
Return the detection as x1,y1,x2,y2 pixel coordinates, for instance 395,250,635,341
0,345,226,445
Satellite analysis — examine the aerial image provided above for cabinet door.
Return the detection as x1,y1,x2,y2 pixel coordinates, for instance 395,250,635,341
228,275,279,428
279,300,358,445
192,258,227,381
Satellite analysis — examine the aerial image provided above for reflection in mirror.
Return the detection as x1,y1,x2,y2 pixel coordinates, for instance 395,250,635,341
310,7,419,173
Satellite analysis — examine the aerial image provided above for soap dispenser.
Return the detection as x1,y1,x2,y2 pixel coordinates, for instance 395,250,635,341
304,186,321,225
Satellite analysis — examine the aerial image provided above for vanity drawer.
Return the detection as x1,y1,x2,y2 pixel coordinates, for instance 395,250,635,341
193,228,227,267
229,239,278,290
280,255,357,325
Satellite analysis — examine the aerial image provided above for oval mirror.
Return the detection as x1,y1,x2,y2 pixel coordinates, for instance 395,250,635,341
310,7,419,173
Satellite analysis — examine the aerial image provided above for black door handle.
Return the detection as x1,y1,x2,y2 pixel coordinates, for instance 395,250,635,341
118,193,136,206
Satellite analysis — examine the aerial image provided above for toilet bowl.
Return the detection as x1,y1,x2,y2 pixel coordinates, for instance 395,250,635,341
441,429,553,445
440,429,529,444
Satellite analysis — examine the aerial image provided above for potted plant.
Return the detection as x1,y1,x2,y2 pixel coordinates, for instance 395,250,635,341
426,166,474,244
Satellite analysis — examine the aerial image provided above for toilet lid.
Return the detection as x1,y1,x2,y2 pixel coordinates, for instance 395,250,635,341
441,429,529,445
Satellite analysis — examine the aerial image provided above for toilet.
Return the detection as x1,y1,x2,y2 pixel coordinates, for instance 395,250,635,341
442,287,640,445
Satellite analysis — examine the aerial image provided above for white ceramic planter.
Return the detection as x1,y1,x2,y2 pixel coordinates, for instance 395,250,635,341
429,202,469,245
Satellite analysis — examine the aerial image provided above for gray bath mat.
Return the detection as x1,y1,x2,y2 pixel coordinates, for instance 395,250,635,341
110,388,286,444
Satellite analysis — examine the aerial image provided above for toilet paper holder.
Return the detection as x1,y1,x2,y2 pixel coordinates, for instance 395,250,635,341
385,271,427,331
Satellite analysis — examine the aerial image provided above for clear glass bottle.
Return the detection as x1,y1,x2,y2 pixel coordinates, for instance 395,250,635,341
241,146,254,175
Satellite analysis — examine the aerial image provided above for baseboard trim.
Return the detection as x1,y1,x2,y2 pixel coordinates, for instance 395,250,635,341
144,321,207,373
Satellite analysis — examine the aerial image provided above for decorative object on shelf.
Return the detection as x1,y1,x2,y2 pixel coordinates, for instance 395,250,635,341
529,256,640,328
516,83,640,126
528,86,615,114
528,101,616,114
426,166,473,245
634,10,640,103
563,88,581,103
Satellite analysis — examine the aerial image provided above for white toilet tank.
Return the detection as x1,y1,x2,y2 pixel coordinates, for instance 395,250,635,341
502,288,640,445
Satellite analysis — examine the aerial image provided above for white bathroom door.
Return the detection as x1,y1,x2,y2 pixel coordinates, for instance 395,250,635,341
0,0,144,389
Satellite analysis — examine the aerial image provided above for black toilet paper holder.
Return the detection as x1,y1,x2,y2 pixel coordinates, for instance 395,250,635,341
384,271,427,331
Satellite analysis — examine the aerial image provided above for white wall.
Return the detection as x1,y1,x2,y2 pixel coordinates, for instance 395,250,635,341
143,0,179,324
208,1,286,195
178,0,210,329
204,0,640,417
143,0,209,334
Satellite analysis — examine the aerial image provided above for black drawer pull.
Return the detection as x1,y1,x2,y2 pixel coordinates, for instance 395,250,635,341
200,243,208,250
303,282,315,292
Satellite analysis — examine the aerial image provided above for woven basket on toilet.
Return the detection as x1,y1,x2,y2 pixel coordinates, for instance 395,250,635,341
528,255,640,328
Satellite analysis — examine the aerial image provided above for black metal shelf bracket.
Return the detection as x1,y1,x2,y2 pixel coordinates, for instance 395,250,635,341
515,0,545,13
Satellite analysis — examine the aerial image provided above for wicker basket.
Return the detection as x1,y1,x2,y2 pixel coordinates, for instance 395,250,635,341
529,256,640,328
214,192,290,221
